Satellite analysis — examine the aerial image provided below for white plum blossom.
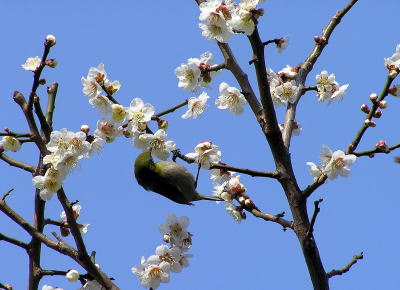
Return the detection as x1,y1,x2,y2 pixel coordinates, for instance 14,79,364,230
32,174,62,201
60,204,82,219
199,22,232,43
225,203,242,223
66,269,80,282
133,129,176,160
22,56,41,71
199,0,234,23
216,82,247,114
181,92,210,119
87,63,107,85
111,104,127,123
104,79,121,95
126,98,155,133
278,65,298,80
384,44,400,71
159,214,190,249
88,95,112,115
149,245,183,273
81,76,101,99
175,61,201,91
306,162,324,182
316,70,349,104
227,0,264,36
185,141,221,169
94,119,122,143
47,129,91,157
328,84,349,104
319,145,333,168
276,36,289,52
210,164,233,184
132,260,170,289
273,81,298,104
0,136,21,152
324,149,356,180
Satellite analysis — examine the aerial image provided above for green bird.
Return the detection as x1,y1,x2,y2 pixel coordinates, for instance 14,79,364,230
134,151,222,205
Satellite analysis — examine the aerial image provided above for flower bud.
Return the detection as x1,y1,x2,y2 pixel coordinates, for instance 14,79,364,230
45,59,57,68
360,104,370,113
80,125,90,134
388,85,399,97
376,140,389,152
364,119,376,127
163,234,171,243
369,93,378,103
313,36,326,44
373,109,382,118
60,225,70,237
377,100,387,109
0,146,4,154
237,196,246,204
220,191,232,202
157,119,168,130
66,269,80,282
122,129,132,138
38,78,46,85
389,69,399,79
95,263,101,270
45,34,56,47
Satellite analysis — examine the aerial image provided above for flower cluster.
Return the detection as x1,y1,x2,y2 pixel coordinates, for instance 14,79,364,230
132,214,192,289
315,70,349,104
199,0,266,43
307,145,356,181
134,129,176,160
384,44,400,75
268,66,299,106
185,141,221,169
32,129,98,201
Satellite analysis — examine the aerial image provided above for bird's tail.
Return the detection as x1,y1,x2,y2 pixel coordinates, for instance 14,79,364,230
197,194,224,202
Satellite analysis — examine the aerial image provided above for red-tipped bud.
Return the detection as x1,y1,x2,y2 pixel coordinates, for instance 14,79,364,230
4,127,9,132
60,225,70,237
373,109,382,118
364,119,376,127
80,125,90,134
376,140,389,152
388,86,398,96
377,100,387,109
157,119,168,130
360,104,370,113
369,93,378,103
313,36,326,44
45,59,57,68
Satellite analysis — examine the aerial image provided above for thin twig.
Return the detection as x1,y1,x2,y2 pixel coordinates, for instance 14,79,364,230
33,95,52,142
154,99,188,118
0,153,36,173
307,199,323,239
354,142,400,157
2,189,14,201
327,252,364,278
45,82,58,130
302,175,328,200
248,208,293,230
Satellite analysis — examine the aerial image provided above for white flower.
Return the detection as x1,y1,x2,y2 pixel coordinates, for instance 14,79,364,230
278,65,297,80
328,84,349,104
384,44,400,71
319,145,333,168
276,36,289,52
66,269,80,282
78,280,103,290
0,136,21,152
185,141,221,169
151,245,183,273
159,214,190,248
225,203,242,223
78,223,90,235
88,95,112,115
47,129,90,157
22,56,41,71
32,175,62,201
216,82,247,114
87,63,107,85
273,81,298,104
43,151,79,173
60,204,82,219
210,164,233,184
104,79,121,94
182,92,209,119
324,149,356,180
306,162,323,182
133,129,176,160
136,261,170,289
199,0,233,23
199,22,232,43
111,104,127,123
88,137,104,156
81,76,101,99
175,61,201,91
126,98,155,133
94,119,122,143
227,0,262,36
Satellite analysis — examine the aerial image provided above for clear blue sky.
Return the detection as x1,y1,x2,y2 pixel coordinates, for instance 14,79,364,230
1,1,400,289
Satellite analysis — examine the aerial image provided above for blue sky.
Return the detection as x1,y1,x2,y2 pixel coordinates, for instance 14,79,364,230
1,0,400,289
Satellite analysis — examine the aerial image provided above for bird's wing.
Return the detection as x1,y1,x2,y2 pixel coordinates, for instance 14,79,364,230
156,161,198,198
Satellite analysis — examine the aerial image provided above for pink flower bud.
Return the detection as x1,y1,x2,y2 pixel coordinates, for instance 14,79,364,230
360,104,370,113
376,140,389,152
369,93,378,103
377,100,387,109
157,119,168,130
45,59,57,68
80,125,90,134
373,109,382,118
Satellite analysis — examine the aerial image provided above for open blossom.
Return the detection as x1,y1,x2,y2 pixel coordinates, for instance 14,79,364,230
181,92,209,119
324,149,356,179
216,82,247,114
199,21,232,43
87,63,107,85
111,104,127,123
89,95,112,115
384,44,400,71
32,174,62,201
81,76,101,99
227,0,264,36
329,84,349,104
225,203,242,223
148,245,184,273
134,129,176,160
276,36,289,52
185,141,221,169
306,162,324,182
22,56,41,71
159,214,190,249
210,163,233,184
199,1,234,43
278,65,298,80
132,259,170,289
60,204,82,219
273,81,298,104
94,119,122,143
0,136,21,152
175,61,201,91
126,98,155,133
316,70,349,104
104,79,121,95
47,129,91,157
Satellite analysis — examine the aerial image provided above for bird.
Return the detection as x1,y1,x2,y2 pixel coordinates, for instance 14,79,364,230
134,151,222,205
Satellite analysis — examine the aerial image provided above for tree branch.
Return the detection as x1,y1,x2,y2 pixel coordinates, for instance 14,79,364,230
302,175,328,200
45,82,58,131
307,199,323,239
249,208,293,230
154,99,188,118
0,153,36,173
354,142,400,157
0,232,29,250
326,252,364,278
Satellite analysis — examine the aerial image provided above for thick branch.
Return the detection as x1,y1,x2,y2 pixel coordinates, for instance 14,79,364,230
327,252,364,278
